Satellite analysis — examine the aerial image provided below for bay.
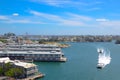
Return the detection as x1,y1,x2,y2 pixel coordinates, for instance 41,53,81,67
35,42,120,80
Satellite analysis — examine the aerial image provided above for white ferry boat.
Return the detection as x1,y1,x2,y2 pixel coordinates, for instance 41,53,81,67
97,48,104,54
96,48,111,69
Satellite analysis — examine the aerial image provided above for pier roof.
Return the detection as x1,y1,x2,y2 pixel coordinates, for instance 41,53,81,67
0,51,63,54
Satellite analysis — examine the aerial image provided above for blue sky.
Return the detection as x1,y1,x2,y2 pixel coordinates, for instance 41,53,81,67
0,0,120,35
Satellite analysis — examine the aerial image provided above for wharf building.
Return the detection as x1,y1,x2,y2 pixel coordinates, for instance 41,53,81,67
0,44,67,62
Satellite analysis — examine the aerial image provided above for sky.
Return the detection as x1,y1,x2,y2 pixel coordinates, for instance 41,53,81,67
0,0,120,35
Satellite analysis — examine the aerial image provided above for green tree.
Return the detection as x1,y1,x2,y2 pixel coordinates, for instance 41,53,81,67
5,68,23,78
4,62,13,72
13,68,23,78
0,66,4,75
5,68,14,77
0,39,7,43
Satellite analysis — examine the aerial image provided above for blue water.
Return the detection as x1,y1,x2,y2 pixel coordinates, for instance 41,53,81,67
35,42,120,80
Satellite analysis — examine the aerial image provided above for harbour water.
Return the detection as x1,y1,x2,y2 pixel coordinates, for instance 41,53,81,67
35,42,120,80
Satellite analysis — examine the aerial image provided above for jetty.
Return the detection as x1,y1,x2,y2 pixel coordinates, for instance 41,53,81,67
22,73,45,80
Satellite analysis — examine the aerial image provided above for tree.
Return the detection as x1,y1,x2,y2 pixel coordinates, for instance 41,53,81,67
5,68,23,78
13,68,23,78
0,39,7,43
4,62,13,72
5,68,14,77
0,66,4,75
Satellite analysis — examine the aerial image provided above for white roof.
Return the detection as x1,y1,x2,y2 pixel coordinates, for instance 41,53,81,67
7,44,58,47
13,60,36,68
0,51,63,54
0,57,36,68
0,57,10,63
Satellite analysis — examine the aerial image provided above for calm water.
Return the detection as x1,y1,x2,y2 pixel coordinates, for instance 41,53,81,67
35,42,120,80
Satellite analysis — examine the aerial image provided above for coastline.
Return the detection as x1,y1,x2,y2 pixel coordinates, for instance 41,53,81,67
39,41,70,48
0,73,45,80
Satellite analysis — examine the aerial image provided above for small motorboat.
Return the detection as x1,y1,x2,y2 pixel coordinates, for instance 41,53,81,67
96,48,111,69
97,48,104,54
97,63,105,69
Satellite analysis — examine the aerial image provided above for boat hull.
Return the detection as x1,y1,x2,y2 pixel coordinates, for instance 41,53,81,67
96,63,105,69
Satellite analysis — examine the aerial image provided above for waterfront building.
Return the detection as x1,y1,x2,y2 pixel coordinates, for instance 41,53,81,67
0,51,66,62
0,44,67,62
0,44,61,52
0,57,43,79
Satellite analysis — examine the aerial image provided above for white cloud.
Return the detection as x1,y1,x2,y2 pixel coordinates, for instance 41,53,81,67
86,7,101,11
29,10,120,27
31,0,79,7
42,0,70,7
66,13,92,21
13,13,19,16
96,18,109,22
0,15,43,24
1,10,120,28
6,19,42,24
59,20,85,26
30,0,102,11
30,10,63,21
29,10,41,16
29,10,89,26
0,15,8,20
98,20,120,27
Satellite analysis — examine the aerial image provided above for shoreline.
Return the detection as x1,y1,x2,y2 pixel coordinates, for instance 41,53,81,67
0,73,45,80
39,41,70,48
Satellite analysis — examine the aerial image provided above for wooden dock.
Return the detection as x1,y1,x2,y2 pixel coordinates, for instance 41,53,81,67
21,73,45,80
0,73,45,80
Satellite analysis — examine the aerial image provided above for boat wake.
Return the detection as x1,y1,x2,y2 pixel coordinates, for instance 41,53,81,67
97,48,111,69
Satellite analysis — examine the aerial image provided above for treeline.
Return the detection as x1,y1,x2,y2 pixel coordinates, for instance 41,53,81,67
38,35,113,42
1,33,120,43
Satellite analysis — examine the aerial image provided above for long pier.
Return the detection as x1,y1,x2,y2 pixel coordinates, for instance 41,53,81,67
22,73,45,80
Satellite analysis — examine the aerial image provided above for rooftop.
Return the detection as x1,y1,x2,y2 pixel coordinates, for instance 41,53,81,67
0,51,63,54
0,57,36,68
13,60,36,68
0,57,10,63
6,44,58,47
